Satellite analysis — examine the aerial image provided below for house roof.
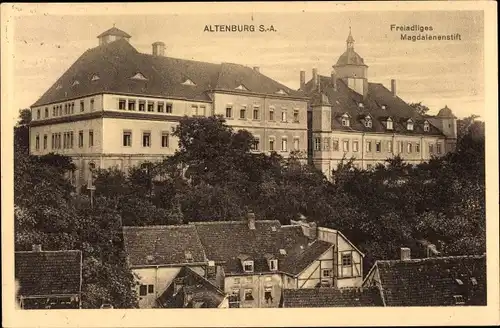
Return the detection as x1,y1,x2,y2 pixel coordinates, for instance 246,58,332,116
280,240,333,276
282,287,383,307
371,255,486,306
32,38,304,107
122,225,206,267
157,266,226,308
335,49,367,67
437,105,456,118
305,75,445,136
97,27,132,38
15,250,82,297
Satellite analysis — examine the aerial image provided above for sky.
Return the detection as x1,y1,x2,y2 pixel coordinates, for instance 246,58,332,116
9,7,484,124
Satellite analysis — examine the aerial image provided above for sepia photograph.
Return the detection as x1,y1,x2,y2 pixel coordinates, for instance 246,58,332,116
1,2,498,327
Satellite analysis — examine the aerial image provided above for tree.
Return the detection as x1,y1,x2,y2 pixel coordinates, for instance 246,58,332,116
409,102,430,116
14,108,32,153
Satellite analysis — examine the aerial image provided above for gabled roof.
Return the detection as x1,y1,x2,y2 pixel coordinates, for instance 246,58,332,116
15,250,82,297
122,225,206,267
157,266,226,308
370,255,486,306
97,27,131,38
280,240,333,276
282,287,383,307
32,39,303,107
305,75,444,136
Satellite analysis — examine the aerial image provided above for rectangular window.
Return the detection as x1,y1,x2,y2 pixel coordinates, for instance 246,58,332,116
191,105,198,116
251,137,260,151
166,103,172,113
44,107,49,118
200,105,206,116
147,285,154,294
139,101,146,112
35,135,40,150
399,141,404,153
64,104,68,115
253,107,259,120
89,130,94,147
264,287,273,303
139,285,147,296
43,135,47,149
269,109,275,121
436,143,442,154
233,278,240,285
243,260,254,272
269,139,275,151
342,253,352,266
225,106,232,118
239,107,246,119
147,102,154,112
51,134,55,149
244,289,254,301
70,131,74,149
407,142,412,153
269,259,278,271
376,141,381,152
90,99,95,111
387,120,393,130
415,143,420,153
323,137,330,151
314,137,321,151
119,99,126,110
353,140,359,152
128,100,136,111
161,132,169,148
343,140,349,152
281,138,287,152
53,106,56,116
387,141,393,153
142,132,151,147
293,110,299,123
71,102,75,114
322,269,332,277
429,143,434,154
293,138,299,151
332,139,339,151
78,131,84,148
281,110,287,122
80,101,85,112
123,131,132,147
366,141,372,152
157,102,165,113
246,276,253,283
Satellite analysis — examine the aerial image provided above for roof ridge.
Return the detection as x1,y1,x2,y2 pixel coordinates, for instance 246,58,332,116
184,266,225,296
15,250,81,254
191,220,280,225
123,224,194,229
139,52,222,67
377,254,485,264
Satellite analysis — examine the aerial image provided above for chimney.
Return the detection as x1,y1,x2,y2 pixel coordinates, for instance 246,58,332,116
331,70,337,91
400,247,411,261
308,222,317,240
391,79,397,97
152,42,165,56
299,70,306,90
253,66,260,73
312,68,318,89
32,244,42,252
247,212,256,230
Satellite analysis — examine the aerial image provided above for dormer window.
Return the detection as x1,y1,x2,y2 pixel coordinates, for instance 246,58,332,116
453,295,465,305
182,78,196,86
243,260,254,272
455,278,464,285
341,113,350,127
131,72,148,81
72,80,80,87
364,116,372,128
423,121,430,132
276,89,288,95
470,277,477,285
386,118,393,130
358,103,364,108
381,105,387,110
406,119,414,131
185,251,193,262
56,84,62,90
235,84,248,91
279,249,287,255
269,259,278,271
91,74,100,82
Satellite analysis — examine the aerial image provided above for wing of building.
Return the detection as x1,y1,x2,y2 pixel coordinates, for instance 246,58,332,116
122,213,364,308
303,29,457,178
15,245,83,309
29,26,309,188
281,286,383,307
362,251,486,306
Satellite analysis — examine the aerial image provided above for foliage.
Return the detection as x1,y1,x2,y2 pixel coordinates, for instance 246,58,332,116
14,108,32,153
409,102,431,116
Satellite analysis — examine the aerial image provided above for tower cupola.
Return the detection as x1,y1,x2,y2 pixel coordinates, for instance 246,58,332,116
97,26,131,46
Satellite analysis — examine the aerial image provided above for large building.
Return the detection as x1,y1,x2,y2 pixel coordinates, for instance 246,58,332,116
122,214,364,308
29,27,309,188
303,29,457,178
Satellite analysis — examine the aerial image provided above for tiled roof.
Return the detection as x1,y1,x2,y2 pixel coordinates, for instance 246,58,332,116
305,75,445,136
282,287,383,307
372,255,486,306
97,27,131,38
15,250,82,297
157,266,226,308
32,39,303,107
335,49,367,66
280,240,333,276
122,225,206,267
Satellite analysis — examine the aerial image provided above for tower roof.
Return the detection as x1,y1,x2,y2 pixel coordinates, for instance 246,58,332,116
334,50,366,66
97,26,131,39
437,105,456,118
346,28,355,44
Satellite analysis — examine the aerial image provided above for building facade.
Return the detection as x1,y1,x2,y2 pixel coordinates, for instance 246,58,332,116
303,29,457,178
29,27,308,188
